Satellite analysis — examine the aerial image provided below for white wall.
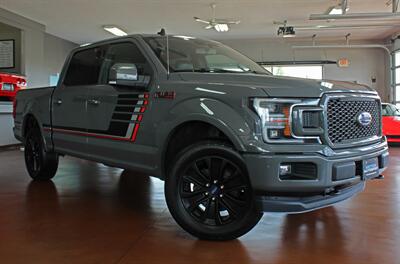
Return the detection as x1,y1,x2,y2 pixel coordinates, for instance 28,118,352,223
44,33,76,84
219,38,389,102
0,8,77,88
0,22,22,74
0,8,77,147
0,102,18,146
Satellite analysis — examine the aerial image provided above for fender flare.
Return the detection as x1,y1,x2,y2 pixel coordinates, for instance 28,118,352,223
156,98,253,176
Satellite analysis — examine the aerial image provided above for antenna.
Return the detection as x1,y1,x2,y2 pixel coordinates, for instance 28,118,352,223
166,32,170,78
157,28,166,36
158,28,170,78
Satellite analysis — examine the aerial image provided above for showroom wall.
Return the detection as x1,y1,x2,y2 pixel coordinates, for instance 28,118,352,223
44,33,77,86
0,21,21,74
0,8,76,147
0,8,77,88
220,38,389,102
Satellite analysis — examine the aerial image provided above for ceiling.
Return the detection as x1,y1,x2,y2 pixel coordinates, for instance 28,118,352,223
0,0,399,44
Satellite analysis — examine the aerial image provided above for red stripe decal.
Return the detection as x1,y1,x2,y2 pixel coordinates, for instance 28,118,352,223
137,115,143,122
131,124,140,142
52,128,131,141
143,100,148,105
140,107,146,113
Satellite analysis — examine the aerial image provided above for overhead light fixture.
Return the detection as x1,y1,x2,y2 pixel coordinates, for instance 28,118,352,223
328,7,350,15
214,24,229,32
310,12,400,20
295,23,400,30
103,25,128,36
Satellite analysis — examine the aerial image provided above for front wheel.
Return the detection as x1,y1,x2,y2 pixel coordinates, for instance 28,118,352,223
24,124,59,181
165,141,262,240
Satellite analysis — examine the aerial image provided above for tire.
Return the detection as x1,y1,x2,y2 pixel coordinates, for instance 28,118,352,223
24,123,59,181
165,141,263,240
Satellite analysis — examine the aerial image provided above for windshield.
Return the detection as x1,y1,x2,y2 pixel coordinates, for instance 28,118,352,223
143,36,269,74
382,104,400,116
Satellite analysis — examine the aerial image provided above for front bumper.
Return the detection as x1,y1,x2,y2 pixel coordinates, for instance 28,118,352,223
256,181,366,213
243,142,389,213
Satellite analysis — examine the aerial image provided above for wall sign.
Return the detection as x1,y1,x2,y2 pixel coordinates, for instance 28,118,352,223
337,58,350,68
0,40,15,69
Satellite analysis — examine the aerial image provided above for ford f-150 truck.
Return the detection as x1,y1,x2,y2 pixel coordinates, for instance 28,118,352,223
13,34,389,240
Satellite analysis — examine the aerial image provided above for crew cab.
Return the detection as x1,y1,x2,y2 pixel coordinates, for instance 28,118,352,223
0,72,26,101
13,34,389,240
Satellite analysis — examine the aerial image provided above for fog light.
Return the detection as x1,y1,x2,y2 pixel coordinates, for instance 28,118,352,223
279,164,292,176
269,129,280,139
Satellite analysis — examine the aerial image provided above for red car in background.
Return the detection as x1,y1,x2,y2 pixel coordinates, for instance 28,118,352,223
0,72,27,101
382,103,400,143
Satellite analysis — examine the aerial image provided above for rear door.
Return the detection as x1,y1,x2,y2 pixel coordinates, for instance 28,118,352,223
85,40,155,169
52,46,106,156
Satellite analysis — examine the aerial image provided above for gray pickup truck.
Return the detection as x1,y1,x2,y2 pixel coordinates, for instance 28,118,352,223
13,34,389,240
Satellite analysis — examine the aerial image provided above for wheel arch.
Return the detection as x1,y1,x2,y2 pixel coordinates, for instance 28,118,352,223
161,117,246,179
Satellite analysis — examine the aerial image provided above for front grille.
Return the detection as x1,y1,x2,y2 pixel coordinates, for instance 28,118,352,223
326,98,381,145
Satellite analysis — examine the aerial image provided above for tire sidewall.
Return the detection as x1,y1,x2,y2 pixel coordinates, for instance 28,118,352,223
24,129,44,179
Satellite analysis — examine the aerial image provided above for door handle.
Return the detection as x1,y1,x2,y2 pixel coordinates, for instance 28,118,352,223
55,99,62,105
88,99,101,105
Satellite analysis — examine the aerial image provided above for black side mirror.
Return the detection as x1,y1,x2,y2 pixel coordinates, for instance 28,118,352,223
108,63,150,88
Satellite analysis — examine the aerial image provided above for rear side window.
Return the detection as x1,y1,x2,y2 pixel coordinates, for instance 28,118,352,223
64,47,106,86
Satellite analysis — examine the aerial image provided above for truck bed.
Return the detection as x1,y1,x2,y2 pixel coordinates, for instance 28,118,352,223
13,87,55,146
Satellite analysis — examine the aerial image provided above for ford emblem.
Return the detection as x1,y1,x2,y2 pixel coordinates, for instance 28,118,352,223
357,112,372,126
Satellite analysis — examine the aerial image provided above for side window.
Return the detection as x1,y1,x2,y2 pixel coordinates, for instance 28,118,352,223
382,105,389,116
100,42,152,84
64,47,105,86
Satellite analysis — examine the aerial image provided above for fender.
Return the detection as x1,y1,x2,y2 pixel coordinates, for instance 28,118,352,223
155,97,254,170
20,92,54,152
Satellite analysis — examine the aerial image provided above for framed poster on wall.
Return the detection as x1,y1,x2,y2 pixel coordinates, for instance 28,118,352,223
0,40,15,69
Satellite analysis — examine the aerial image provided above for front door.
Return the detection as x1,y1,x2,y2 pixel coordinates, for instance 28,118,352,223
85,41,155,170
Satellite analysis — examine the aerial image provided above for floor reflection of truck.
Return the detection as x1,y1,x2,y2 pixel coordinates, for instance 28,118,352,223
0,73,27,101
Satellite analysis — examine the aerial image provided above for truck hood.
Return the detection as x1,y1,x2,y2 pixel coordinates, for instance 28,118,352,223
178,73,375,98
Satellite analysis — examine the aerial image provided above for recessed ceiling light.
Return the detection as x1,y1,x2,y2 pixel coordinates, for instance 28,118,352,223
103,26,128,36
328,6,350,15
214,24,229,32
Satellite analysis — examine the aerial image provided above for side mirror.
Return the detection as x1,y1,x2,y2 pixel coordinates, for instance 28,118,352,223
108,63,150,88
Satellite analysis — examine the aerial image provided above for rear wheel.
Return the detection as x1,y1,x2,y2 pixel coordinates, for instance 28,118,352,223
24,122,58,180
165,141,262,240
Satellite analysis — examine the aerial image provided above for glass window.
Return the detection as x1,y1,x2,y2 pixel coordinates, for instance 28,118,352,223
64,47,106,86
395,51,400,67
382,104,400,116
263,65,323,80
99,42,152,84
396,86,400,102
396,67,400,85
144,36,268,75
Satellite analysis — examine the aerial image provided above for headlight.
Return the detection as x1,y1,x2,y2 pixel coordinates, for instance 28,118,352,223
253,98,306,143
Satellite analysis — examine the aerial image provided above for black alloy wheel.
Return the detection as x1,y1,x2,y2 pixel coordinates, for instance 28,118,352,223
165,141,262,240
179,156,251,226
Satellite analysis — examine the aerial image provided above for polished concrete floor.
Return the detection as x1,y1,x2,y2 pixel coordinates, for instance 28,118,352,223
0,148,399,264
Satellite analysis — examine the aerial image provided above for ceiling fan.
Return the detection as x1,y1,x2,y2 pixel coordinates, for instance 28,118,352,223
194,3,240,32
